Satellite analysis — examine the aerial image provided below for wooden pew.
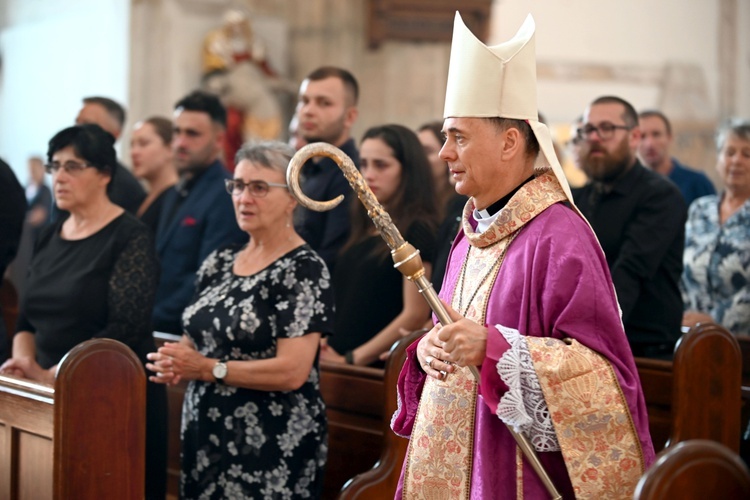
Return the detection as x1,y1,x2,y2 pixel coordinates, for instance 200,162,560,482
0,338,146,499
320,362,386,499
634,440,750,499
668,322,741,450
634,357,673,450
637,323,743,452
337,329,424,499
153,332,187,499
735,335,750,461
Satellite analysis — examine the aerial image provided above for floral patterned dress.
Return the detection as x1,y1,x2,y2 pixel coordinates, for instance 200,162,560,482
682,194,750,335
180,244,333,499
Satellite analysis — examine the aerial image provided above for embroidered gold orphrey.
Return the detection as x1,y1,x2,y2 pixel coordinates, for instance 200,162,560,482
402,172,567,499
526,337,645,498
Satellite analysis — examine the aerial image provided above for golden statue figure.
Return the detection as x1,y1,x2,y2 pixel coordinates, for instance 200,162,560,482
201,10,283,170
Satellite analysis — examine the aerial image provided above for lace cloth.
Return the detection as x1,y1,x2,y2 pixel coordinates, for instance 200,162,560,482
98,229,158,348
495,324,560,452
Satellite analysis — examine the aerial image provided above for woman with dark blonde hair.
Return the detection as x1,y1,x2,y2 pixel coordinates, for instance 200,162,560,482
130,116,177,233
418,121,455,212
322,124,439,366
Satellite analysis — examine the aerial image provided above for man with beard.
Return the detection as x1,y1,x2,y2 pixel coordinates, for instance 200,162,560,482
153,90,247,335
293,66,360,270
574,96,686,358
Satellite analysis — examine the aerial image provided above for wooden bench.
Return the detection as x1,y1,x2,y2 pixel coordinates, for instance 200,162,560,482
320,361,386,499
0,338,146,499
634,440,750,499
337,329,423,499
634,356,673,450
638,322,742,452
153,332,187,499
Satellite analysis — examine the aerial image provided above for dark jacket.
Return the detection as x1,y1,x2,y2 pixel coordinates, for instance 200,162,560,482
153,161,247,334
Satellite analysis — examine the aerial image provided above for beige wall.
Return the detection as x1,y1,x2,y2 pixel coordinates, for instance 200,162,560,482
126,0,749,180
0,0,130,183
1,0,748,184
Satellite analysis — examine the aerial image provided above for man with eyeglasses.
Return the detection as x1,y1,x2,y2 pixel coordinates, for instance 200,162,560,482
152,90,247,336
573,96,686,359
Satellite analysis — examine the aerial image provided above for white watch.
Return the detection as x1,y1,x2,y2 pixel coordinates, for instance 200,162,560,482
212,361,228,381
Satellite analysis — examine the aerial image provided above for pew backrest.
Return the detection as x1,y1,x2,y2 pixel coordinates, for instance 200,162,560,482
0,338,145,500
154,331,186,498
338,329,425,499
668,322,741,452
319,360,386,499
634,439,750,499
634,357,673,451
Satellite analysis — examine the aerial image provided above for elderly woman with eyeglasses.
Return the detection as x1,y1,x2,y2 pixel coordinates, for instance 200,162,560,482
682,119,750,336
146,141,334,499
0,124,167,499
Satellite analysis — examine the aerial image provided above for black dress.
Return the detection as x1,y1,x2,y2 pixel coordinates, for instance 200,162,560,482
138,187,172,235
329,221,437,357
180,244,334,499
16,212,167,500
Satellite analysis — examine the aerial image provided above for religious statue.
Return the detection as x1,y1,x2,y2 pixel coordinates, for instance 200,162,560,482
202,10,283,170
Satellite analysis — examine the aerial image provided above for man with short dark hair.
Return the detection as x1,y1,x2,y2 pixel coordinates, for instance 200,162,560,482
152,90,246,335
74,96,146,214
294,66,360,270
392,16,653,498
637,109,715,205
574,96,686,358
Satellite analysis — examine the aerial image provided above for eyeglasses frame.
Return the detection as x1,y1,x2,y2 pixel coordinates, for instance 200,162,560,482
225,179,289,197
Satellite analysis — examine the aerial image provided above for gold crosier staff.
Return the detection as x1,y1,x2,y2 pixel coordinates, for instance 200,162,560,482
287,142,562,500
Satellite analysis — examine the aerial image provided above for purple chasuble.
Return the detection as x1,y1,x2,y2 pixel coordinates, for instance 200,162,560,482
392,202,655,499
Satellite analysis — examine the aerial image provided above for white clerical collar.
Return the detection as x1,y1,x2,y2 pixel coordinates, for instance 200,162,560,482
473,207,501,234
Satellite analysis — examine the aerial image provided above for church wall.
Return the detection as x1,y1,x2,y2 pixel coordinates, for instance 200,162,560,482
0,0,130,184
0,0,748,184
492,0,748,184
738,0,750,119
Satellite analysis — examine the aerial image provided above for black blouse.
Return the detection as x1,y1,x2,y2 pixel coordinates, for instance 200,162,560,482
329,221,436,356
138,188,172,235
17,212,158,369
